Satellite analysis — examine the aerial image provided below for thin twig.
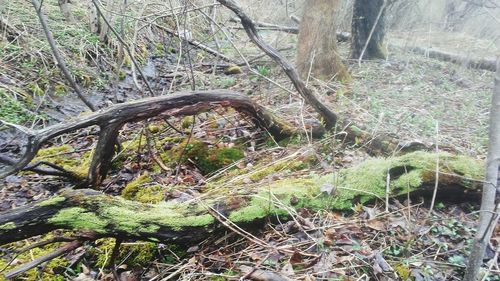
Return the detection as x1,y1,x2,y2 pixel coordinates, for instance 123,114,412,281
31,0,96,111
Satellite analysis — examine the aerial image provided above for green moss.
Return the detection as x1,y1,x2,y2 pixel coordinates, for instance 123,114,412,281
54,83,68,96
228,177,328,222
181,116,195,129
135,185,164,203
33,145,91,178
36,196,66,207
23,152,482,244
448,155,484,179
167,139,245,174
248,160,310,182
224,65,242,75
49,207,108,232
228,151,485,221
0,90,37,124
0,222,16,230
118,71,127,81
0,233,70,281
148,124,160,134
92,238,157,268
99,199,215,232
122,173,154,200
393,170,423,190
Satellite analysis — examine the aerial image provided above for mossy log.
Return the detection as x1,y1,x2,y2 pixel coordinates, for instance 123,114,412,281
0,152,484,245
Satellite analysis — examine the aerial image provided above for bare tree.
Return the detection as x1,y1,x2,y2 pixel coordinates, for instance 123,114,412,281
350,0,388,60
464,59,500,280
296,0,350,81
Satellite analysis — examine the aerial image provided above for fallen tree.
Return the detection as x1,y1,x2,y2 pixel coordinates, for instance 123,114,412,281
0,150,484,278
410,46,497,72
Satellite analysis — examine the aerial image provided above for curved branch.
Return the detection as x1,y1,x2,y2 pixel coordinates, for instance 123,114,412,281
0,90,323,181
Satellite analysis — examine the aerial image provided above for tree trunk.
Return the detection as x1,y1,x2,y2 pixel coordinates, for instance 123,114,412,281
58,0,75,23
87,0,100,35
464,59,500,281
296,0,350,81
350,0,387,60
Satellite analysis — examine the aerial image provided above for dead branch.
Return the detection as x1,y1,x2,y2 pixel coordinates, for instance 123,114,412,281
228,17,351,42
0,90,321,186
5,240,83,279
157,25,240,64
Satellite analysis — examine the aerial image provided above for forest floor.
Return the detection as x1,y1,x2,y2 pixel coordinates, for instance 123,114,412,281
0,1,499,280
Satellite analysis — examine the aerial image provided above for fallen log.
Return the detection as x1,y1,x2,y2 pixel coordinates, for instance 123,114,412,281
0,151,484,246
410,46,497,72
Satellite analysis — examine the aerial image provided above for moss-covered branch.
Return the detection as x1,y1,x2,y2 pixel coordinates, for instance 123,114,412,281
0,152,483,245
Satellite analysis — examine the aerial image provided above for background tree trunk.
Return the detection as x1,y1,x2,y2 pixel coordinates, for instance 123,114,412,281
87,0,100,35
350,0,387,60
296,0,350,81
464,59,500,281
58,0,75,23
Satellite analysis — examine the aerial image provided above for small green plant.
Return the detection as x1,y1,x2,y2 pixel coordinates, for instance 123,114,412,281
448,254,466,266
256,65,270,76
0,90,35,124
218,77,236,88
250,65,271,81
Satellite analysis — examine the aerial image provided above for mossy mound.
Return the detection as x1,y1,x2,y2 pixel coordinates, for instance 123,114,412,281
32,144,92,179
166,139,244,175
121,173,164,203
0,234,69,281
90,239,158,268
224,151,484,221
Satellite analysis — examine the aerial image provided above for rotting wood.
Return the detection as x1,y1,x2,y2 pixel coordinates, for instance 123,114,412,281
0,151,484,246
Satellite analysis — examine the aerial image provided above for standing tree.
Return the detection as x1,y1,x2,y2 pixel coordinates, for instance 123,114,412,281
464,59,500,280
350,0,388,60
296,0,350,81
58,0,75,23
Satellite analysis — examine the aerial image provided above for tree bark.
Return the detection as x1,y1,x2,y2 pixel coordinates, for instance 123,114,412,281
87,0,100,35
464,59,500,280
350,0,387,60
296,0,350,81
58,0,75,23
